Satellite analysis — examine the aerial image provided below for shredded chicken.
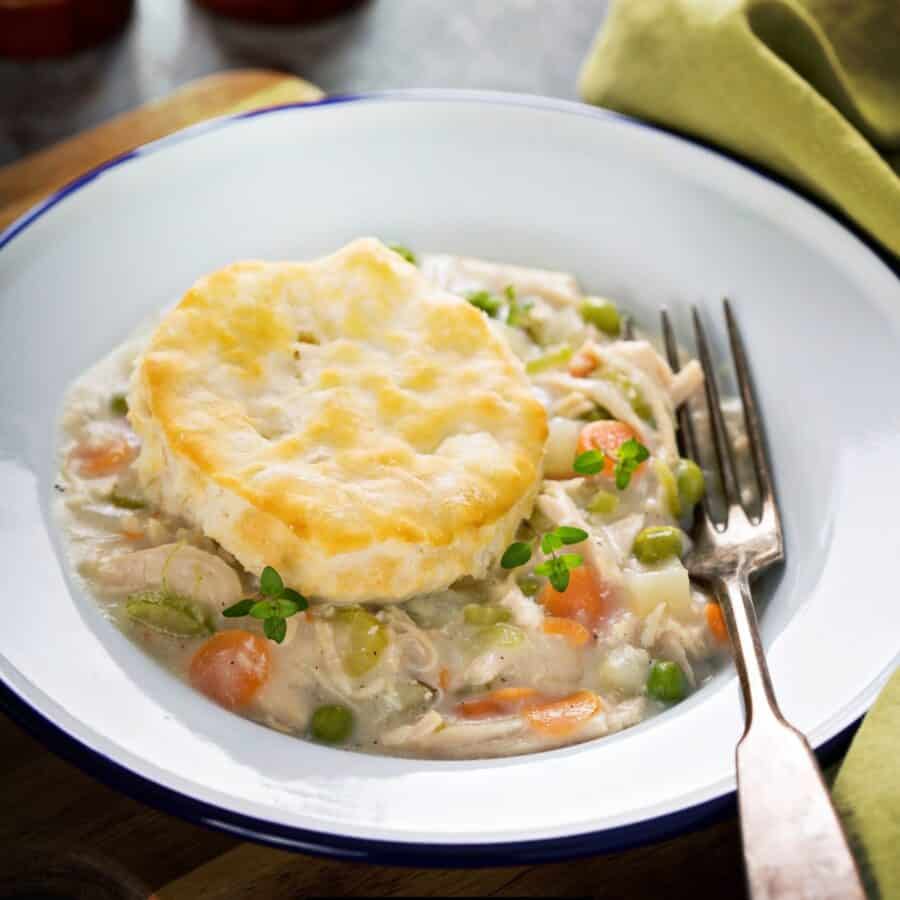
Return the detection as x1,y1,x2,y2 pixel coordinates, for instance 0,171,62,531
550,338,704,463
382,711,528,756
424,717,526,753
611,340,672,381
538,481,625,589
492,580,544,629
600,513,646,566
604,610,642,648
384,607,440,680
639,603,711,687
640,603,668,648
554,390,596,419
535,372,655,448
380,710,444,747
595,342,678,460
309,668,364,716
258,676,316,733
314,620,387,700
670,360,704,407
606,696,648,731
463,649,511,688
91,543,242,614
610,340,704,408
658,632,696,686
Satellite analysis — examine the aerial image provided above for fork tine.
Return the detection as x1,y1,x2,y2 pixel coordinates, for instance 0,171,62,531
723,299,774,506
692,306,742,514
660,308,701,463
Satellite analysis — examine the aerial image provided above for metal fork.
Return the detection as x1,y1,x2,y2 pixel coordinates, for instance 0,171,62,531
659,301,865,900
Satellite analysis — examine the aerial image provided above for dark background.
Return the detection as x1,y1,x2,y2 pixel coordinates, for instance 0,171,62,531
0,0,610,166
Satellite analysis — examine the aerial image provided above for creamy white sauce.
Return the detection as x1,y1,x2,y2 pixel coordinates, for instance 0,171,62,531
54,252,722,759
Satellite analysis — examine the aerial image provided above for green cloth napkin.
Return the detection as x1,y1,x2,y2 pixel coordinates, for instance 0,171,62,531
581,9,899,890
578,0,900,259
832,667,900,898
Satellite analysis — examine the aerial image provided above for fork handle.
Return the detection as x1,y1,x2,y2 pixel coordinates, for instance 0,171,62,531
718,576,866,900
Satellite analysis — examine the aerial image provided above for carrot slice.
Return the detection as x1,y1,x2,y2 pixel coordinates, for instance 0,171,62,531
525,690,602,737
542,616,591,647
539,566,610,628
706,602,729,644
568,347,599,377
456,686,541,720
576,420,644,479
190,630,272,711
70,433,139,478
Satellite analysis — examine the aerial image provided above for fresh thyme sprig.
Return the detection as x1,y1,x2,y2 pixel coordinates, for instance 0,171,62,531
573,437,650,490
500,525,588,592
223,566,308,644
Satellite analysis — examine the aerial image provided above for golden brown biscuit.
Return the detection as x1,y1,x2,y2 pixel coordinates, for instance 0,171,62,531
129,239,547,601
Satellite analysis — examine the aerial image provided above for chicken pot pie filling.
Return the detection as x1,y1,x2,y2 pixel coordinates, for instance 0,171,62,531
56,238,725,758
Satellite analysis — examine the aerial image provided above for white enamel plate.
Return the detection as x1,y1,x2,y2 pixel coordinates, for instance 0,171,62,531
1,92,898,864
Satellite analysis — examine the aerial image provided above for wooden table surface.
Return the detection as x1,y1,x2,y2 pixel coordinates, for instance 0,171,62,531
0,70,749,899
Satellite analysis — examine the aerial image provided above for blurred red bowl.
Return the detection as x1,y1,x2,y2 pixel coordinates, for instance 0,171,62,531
0,0,134,59
194,0,366,24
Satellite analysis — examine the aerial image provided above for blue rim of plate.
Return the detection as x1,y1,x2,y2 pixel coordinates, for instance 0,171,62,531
0,90,896,866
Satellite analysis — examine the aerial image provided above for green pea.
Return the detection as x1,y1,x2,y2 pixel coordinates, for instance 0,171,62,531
588,490,619,516
467,290,502,317
633,526,683,564
676,458,705,509
525,345,573,374
653,460,681,518
110,394,128,416
516,573,542,597
336,608,389,677
580,297,621,337
478,622,524,650
647,660,687,702
464,604,512,626
310,704,354,743
125,591,212,637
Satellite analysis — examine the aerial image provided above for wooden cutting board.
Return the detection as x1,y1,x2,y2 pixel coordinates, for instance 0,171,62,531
0,70,748,898
0,68,322,231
